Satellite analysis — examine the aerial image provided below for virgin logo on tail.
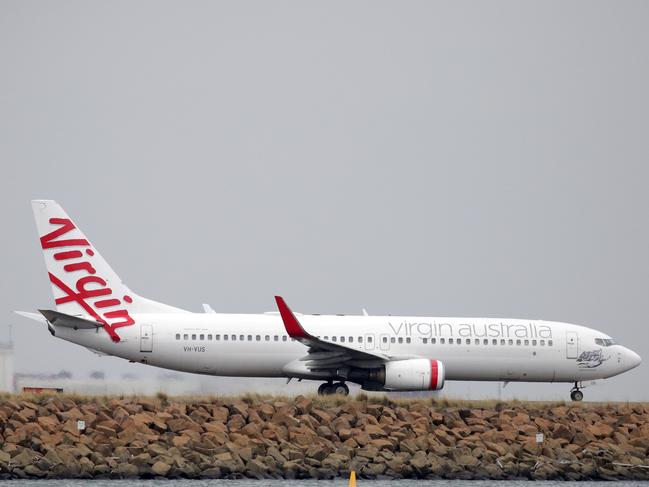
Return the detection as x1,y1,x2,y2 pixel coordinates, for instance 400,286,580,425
41,218,134,342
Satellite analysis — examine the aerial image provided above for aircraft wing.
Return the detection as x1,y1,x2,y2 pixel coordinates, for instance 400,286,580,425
275,296,389,371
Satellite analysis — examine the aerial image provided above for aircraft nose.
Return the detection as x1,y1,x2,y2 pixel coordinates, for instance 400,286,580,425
625,348,642,370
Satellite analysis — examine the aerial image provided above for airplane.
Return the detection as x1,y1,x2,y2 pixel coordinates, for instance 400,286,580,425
17,200,641,401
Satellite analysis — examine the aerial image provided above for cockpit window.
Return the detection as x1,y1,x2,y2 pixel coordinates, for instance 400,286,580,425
595,338,615,347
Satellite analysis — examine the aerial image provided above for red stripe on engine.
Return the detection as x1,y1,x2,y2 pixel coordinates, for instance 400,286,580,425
430,360,438,390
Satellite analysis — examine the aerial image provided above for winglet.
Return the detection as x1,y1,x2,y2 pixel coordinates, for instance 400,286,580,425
275,296,310,340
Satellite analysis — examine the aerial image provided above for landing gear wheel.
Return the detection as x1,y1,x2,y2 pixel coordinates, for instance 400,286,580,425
570,382,584,401
570,389,583,402
317,383,332,396
332,382,349,396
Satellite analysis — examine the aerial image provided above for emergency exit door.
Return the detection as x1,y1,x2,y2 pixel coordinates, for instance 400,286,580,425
566,331,578,359
140,324,153,352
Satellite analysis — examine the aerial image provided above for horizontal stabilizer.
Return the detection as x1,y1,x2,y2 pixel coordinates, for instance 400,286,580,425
38,309,102,330
15,311,48,324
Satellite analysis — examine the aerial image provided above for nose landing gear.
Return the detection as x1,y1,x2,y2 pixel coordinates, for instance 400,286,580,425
570,382,584,401
317,381,349,396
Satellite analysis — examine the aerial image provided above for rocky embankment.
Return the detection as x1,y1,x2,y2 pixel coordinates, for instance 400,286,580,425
0,394,648,480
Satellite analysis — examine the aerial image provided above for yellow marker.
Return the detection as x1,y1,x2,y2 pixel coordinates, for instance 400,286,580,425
348,470,356,487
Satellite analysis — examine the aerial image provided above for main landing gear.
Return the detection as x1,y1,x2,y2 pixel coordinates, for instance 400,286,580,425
570,382,584,402
317,381,349,396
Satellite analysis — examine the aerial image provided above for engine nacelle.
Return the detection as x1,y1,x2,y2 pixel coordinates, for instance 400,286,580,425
384,359,445,391
348,359,446,391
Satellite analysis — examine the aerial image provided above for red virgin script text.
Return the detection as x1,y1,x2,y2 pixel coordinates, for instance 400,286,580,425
41,218,135,342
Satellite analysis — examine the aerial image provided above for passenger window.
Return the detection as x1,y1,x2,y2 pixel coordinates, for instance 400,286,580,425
500,339,505,345
540,340,545,346
192,334,197,340
248,335,252,341
175,334,180,340
368,337,373,343
256,335,260,341
440,338,445,344
516,339,521,346
449,338,454,344
508,339,513,345
524,340,529,346
183,334,188,340
548,340,553,346
483,339,488,345
265,335,270,341
224,335,228,341
215,334,220,340
349,337,353,343
431,338,436,344
391,337,396,343
406,338,411,344
475,339,480,345
232,335,236,341
324,336,329,340
492,339,497,345
358,337,363,343
466,339,471,345
532,340,537,346
282,336,287,342
341,337,345,343
240,335,244,341
398,337,403,344
423,338,428,344
200,334,205,340
208,334,212,340
382,337,387,343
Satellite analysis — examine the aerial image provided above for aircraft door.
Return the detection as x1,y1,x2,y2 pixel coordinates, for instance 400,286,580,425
140,324,153,352
566,331,578,359
379,333,390,351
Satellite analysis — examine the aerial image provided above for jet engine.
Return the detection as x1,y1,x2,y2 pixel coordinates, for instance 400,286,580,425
349,359,445,391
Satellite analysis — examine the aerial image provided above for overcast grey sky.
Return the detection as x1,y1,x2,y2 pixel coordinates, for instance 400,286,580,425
1,1,647,401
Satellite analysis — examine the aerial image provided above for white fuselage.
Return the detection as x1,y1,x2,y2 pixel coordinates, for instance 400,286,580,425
24,200,642,395
51,313,640,384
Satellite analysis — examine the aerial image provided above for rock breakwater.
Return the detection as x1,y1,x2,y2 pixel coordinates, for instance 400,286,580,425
0,394,648,480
